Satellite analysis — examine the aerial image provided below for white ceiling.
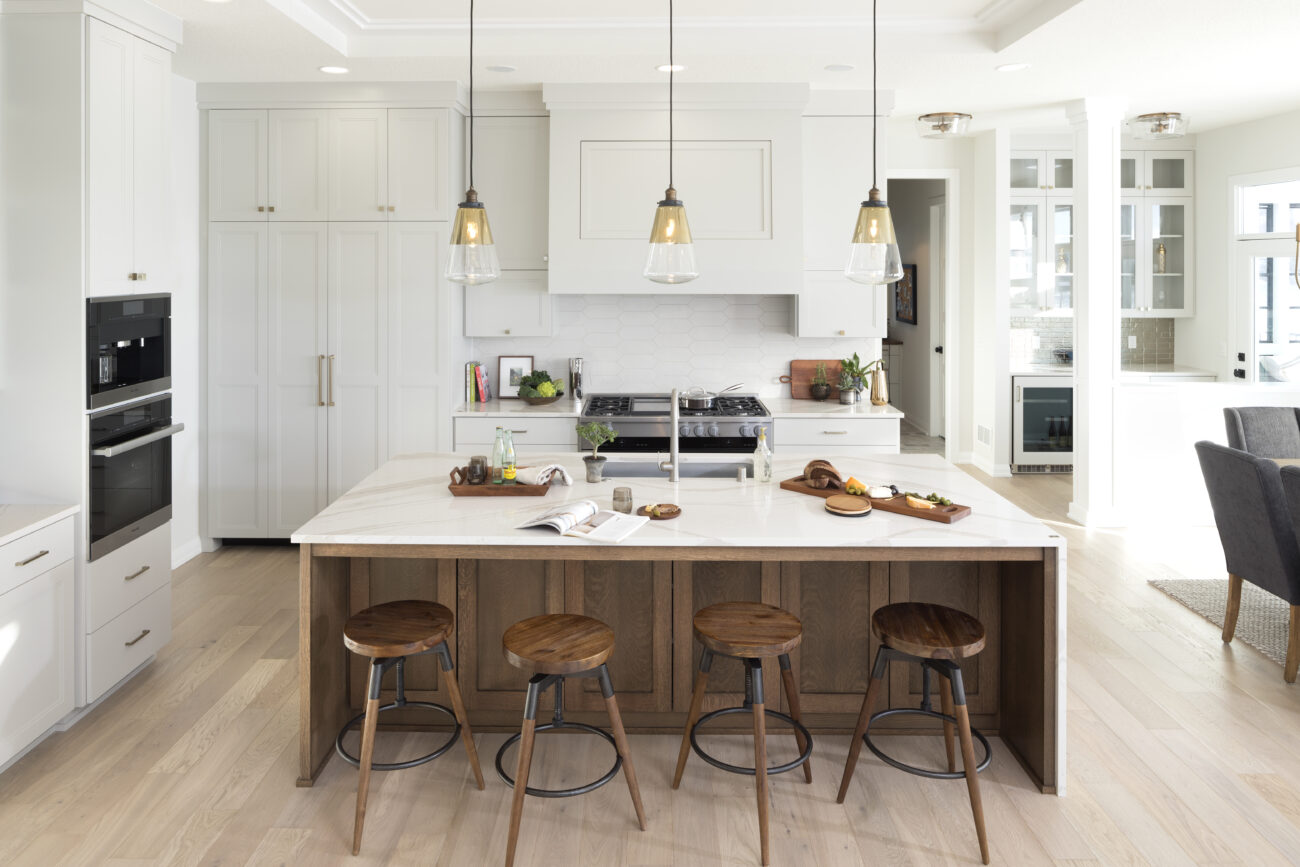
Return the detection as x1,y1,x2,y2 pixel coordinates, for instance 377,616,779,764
152,0,1300,132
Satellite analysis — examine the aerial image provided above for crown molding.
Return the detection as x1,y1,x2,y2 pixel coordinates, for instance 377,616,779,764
543,83,809,113
197,81,465,112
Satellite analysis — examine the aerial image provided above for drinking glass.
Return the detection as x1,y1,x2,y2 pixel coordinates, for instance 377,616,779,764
467,455,488,485
612,487,633,514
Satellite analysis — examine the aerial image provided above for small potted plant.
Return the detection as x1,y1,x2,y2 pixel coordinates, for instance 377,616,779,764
810,363,832,401
838,352,866,404
576,421,618,482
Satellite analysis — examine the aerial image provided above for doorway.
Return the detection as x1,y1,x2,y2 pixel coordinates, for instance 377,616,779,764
1231,171,1300,381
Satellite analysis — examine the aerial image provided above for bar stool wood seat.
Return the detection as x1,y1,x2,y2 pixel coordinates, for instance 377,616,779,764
837,602,993,865
337,600,482,857
498,614,645,867
675,601,814,866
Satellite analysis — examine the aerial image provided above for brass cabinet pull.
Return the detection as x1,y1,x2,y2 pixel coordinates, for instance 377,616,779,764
378,205,386,212
257,206,266,212
823,430,849,435
124,565,149,581
128,273,138,281
15,549,49,567
838,329,846,336
268,205,275,213
125,629,151,647
388,205,395,212
509,430,527,435
327,355,336,406
316,355,325,406
504,329,511,335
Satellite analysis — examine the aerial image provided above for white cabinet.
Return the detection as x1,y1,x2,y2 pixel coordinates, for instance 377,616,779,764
1009,194,1074,314
795,273,887,338
1121,150,1193,196
86,582,171,703
0,516,75,768
1121,196,1194,317
454,416,578,451
389,109,451,221
774,417,900,455
208,110,329,221
1009,150,1074,194
328,109,453,221
472,116,550,269
86,17,171,296
464,271,553,338
329,109,388,221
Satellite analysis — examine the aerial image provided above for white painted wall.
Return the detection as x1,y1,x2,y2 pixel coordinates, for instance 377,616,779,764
886,179,945,432
971,129,1012,475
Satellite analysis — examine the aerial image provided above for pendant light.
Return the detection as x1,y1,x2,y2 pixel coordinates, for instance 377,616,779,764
447,0,500,286
643,0,698,284
845,0,903,286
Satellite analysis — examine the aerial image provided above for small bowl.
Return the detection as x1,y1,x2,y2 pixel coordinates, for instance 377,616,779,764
520,394,564,405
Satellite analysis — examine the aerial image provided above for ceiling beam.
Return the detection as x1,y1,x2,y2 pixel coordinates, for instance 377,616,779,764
978,0,1086,51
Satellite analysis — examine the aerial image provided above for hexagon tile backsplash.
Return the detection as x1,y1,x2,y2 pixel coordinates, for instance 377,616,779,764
469,294,883,397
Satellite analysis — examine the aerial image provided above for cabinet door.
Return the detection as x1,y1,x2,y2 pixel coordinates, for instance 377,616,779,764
796,273,886,338
388,223,444,456
471,116,550,268
86,18,136,297
1009,151,1045,191
1047,200,1074,311
329,109,388,221
463,271,553,338
328,223,389,500
1144,151,1192,196
802,116,873,270
564,561,673,712
268,110,329,221
1148,198,1192,316
208,110,268,221
0,560,75,768
672,561,781,713
388,109,450,222
1119,198,1141,314
130,36,171,290
207,223,269,538
1045,150,1073,194
1119,150,1144,193
1009,197,1044,311
267,223,328,537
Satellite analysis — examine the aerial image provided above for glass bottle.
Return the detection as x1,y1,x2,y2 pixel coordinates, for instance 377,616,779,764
1156,242,1167,275
752,426,773,483
502,429,517,485
490,427,505,484
1047,417,1058,448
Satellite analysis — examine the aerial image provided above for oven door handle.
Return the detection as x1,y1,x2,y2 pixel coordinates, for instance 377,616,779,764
92,422,185,458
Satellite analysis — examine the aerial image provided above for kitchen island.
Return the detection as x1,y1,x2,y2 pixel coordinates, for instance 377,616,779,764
292,452,1064,794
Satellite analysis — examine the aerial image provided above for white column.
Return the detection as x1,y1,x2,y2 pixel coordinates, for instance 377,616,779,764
1068,98,1125,526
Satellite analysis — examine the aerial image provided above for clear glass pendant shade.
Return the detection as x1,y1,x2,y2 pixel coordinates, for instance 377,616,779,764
643,191,699,284
845,189,903,285
446,193,500,285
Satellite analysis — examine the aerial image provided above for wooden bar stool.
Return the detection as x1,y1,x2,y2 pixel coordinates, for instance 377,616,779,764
673,601,813,867
337,600,483,856
498,613,646,867
836,602,993,865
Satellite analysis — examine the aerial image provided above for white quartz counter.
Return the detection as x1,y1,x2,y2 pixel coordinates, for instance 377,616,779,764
453,397,902,419
0,504,79,547
1118,363,1216,380
455,399,581,417
292,452,1060,550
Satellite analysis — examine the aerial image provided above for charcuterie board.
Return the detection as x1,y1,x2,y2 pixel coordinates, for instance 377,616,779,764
780,477,971,524
779,360,843,400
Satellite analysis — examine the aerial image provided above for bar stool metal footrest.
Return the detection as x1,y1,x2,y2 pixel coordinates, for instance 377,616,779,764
690,706,813,777
335,656,462,771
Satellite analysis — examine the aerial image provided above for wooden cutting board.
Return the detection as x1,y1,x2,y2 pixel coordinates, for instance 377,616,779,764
780,477,971,523
781,359,842,400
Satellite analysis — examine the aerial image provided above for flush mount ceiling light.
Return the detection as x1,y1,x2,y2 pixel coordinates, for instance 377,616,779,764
446,0,500,286
844,0,902,286
656,63,686,72
824,63,855,72
1130,111,1188,140
318,65,349,74
915,111,972,138
995,62,1031,73
643,0,698,285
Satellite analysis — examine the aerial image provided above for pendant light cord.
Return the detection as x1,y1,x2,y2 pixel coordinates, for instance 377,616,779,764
872,0,878,189
669,0,674,192
469,0,475,190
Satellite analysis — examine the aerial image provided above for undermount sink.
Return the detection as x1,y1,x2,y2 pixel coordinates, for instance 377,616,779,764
602,459,751,480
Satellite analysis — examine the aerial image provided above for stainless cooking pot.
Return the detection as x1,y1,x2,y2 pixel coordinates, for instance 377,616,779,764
679,383,743,410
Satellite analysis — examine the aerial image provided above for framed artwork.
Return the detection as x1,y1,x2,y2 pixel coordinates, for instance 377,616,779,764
497,355,534,398
895,264,918,325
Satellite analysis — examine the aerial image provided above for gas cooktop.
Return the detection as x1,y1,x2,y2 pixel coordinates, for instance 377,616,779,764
581,393,770,418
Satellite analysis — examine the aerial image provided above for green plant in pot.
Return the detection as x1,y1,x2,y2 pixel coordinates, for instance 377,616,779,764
576,422,618,482
810,362,832,401
837,352,884,404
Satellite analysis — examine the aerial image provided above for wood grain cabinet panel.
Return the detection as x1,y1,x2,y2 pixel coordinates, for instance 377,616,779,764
672,561,780,713
563,561,672,712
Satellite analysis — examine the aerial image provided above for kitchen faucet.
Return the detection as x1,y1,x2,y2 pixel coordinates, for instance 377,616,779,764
659,388,680,482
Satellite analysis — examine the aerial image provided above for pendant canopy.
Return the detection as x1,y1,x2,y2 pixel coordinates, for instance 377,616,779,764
446,0,500,286
643,0,698,284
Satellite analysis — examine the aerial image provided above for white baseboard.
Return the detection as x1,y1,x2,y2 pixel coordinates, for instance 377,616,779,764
970,454,1012,478
1067,502,1128,527
954,450,975,465
172,537,203,568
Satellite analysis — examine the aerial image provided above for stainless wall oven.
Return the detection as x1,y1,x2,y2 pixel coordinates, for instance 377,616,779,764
88,395,184,560
87,293,171,409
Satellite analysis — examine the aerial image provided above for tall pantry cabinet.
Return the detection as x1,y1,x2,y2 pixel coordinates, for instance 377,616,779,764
206,100,463,539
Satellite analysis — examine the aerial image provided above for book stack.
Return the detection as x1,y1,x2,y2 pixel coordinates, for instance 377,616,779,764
465,362,493,403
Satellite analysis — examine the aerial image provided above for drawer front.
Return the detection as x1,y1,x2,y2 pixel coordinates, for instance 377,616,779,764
0,516,74,598
454,417,578,450
777,418,900,447
86,522,171,633
87,583,172,703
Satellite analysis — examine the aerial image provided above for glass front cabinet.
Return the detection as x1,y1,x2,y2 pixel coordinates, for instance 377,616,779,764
1010,194,1073,314
1120,191,1194,317
1010,150,1074,194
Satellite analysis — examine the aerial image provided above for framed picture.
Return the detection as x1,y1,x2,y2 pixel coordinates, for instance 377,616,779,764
895,264,918,325
497,355,534,399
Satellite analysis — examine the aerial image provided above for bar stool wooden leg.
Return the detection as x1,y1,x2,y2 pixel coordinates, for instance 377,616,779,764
939,675,958,774
952,670,989,865
599,666,647,830
778,654,812,784
352,659,384,856
436,643,484,790
749,659,771,867
504,678,542,867
837,648,885,804
673,648,713,789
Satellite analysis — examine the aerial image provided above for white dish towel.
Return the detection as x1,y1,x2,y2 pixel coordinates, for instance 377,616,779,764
514,464,574,486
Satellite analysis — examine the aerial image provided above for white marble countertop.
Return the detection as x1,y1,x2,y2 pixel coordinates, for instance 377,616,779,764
454,397,903,419
292,452,1061,550
455,399,581,417
0,504,79,548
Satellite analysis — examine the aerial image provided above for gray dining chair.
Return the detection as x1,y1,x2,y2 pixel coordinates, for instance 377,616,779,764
1223,407,1300,457
1195,441,1300,683
1275,465,1300,683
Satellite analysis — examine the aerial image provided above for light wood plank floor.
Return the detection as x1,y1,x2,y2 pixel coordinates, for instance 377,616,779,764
3,471,1298,866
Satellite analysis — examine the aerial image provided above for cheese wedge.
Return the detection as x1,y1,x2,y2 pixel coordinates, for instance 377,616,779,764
905,494,935,510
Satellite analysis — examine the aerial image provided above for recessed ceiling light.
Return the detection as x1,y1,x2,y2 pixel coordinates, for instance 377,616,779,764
656,64,686,73
824,63,855,72
995,62,1031,73
319,65,349,74
486,65,516,73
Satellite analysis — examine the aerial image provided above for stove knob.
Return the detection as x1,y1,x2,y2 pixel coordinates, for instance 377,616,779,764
739,424,751,437
707,424,720,437
693,424,706,437
679,424,691,437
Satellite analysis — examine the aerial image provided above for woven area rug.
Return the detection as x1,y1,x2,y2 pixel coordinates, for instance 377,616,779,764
1148,578,1290,667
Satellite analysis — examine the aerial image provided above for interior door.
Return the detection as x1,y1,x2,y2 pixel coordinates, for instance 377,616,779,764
929,199,946,438
1240,238,1300,381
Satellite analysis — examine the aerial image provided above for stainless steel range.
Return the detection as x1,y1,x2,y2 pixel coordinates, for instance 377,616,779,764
580,393,774,453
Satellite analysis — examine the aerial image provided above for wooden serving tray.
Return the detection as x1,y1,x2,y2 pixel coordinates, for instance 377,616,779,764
448,467,550,497
780,477,971,523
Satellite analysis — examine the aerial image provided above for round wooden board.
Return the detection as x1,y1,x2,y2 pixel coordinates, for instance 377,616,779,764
825,494,872,517
637,504,681,520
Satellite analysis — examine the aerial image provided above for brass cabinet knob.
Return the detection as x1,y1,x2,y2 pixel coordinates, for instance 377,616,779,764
268,205,275,212
127,272,137,280
138,273,146,280
504,329,511,335
838,330,846,336
388,205,395,212
378,206,385,212
257,205,266,212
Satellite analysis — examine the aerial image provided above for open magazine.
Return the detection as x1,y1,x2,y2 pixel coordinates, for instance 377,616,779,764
517,499,649,543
